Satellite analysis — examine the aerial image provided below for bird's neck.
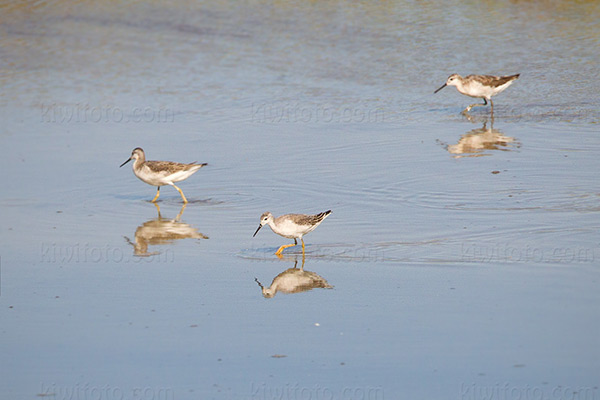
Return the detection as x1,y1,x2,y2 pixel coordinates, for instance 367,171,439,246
267,220,278,233
132,156,145,170
454,80,466,91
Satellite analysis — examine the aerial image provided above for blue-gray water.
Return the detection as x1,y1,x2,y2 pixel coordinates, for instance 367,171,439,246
1,1,599,399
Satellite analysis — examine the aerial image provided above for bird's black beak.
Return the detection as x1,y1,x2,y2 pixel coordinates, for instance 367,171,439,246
434,83,447,94
253,224,262,237
119,157,132,168
254,277,264,289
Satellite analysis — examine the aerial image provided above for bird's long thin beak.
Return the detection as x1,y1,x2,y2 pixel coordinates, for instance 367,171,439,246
254,277,264,289
253,224,262,237
434,83,447,94
119,157,132,168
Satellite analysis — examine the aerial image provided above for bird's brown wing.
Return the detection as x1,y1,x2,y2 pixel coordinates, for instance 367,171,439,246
468,74,520,87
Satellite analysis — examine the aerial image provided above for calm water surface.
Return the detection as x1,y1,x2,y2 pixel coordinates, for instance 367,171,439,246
1,1,599,399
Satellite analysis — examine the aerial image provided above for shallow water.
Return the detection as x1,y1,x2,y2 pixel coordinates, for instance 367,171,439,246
1,1,599,399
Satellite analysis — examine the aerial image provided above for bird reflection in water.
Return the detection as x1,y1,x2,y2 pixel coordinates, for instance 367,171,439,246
445,115,519,158
254,257,333,298
124,203,208,256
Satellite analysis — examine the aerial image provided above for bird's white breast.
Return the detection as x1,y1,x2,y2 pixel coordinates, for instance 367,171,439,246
270,219,315,238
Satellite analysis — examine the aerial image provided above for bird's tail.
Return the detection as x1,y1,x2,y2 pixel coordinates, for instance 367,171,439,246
188,163,208,171
315,210,332,221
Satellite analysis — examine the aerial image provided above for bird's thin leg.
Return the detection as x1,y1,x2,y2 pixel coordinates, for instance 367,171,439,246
171,184,188,203
490,99,494,115
151,187,160,202
464,98,488,113
301,238,305,254
275,243,297,256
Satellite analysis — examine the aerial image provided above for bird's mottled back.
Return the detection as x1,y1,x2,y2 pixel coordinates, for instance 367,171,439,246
145,160,206,174
288,210,332,226
465,74,520,87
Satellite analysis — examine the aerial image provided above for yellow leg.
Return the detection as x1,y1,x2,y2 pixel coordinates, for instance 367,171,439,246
301,238,305,254
275,243,297,256
172,184,188,203
151,187,160,202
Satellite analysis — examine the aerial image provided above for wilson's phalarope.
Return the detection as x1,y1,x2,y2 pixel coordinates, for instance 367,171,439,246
434,73,520,113
253,210,331,256
120,147,207,203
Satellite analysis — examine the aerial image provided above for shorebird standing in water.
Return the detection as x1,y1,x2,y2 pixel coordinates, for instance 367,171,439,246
434,73,520,113
120,147,207,203
253,210,332,256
